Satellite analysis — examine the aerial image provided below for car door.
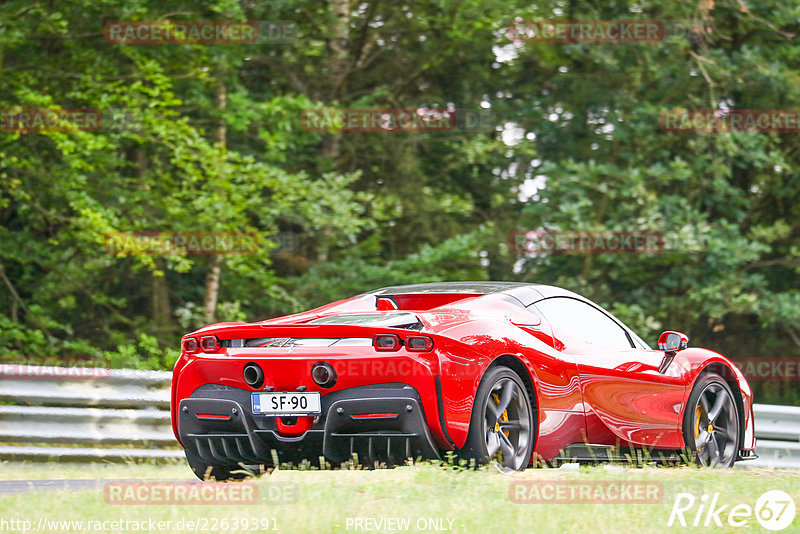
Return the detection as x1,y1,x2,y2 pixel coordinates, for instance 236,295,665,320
533,297,686,449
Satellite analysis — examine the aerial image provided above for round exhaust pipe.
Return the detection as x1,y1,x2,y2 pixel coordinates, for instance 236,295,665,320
311,361,337,388
243,363,265,389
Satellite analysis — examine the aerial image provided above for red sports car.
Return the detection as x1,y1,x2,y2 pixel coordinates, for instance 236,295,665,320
171,282,756,479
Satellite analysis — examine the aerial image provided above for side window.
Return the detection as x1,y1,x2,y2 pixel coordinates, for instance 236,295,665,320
534,297,634,353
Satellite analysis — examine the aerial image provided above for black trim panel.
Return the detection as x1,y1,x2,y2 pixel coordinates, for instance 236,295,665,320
179,383,441,466
435,376,456,448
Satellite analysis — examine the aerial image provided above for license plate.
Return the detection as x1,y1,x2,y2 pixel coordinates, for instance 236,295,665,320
251,392,321,416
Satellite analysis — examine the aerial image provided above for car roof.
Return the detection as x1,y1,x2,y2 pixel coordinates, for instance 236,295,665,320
366,281,529,295
362,281,582,306
361,281,651,349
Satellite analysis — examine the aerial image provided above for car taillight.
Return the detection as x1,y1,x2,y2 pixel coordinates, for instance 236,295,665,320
200,335,219,352
373,334,402,351
181,337,199,353
406,335,434,352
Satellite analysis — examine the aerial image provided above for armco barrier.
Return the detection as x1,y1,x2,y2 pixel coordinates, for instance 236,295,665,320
0,365,797,465
746,404,800,468
0,364,182,462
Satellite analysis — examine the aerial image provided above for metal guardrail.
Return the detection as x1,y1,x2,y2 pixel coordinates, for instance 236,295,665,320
0,364,798,466
745,404,800,469
0,364,182,462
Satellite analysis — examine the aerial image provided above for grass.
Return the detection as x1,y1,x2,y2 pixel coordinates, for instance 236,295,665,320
0,460,797,533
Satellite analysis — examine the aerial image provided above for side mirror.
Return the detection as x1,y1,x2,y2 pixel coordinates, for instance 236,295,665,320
657,331,689,352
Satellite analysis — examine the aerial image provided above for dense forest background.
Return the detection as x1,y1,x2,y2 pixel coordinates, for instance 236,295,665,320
1,0,798,404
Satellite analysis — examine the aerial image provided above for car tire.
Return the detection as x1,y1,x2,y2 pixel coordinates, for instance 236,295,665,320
184,450,259,481
682,372,740,468
460,366,535,472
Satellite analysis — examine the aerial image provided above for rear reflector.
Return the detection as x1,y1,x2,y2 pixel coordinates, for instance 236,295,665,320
351,413,398,420
373,334,402,351
196,413,231,420
406,335,434,352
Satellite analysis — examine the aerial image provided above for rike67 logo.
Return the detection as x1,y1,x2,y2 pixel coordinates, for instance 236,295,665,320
668,490,796,531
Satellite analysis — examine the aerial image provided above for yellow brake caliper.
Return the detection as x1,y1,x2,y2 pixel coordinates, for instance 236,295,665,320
694,406,701,439
492,394,510,438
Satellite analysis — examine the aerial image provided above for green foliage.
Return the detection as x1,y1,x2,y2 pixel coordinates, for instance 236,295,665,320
0,0,798,406
290,227,492,309
105,333,179,370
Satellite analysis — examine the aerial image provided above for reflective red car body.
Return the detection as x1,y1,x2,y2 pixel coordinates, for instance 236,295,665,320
171,282,755,477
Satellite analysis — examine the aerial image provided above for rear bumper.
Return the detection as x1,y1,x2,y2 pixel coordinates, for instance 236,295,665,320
177,383,441,466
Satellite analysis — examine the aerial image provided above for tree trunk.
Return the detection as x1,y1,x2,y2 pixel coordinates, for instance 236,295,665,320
321,0,349,161
204,76,227,323
315,1,350,261
134,145,171,330
204,255,223,323
214,76,227,145
151,262,170,330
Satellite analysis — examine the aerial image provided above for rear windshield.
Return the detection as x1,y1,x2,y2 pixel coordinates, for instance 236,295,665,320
307,312,424,330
